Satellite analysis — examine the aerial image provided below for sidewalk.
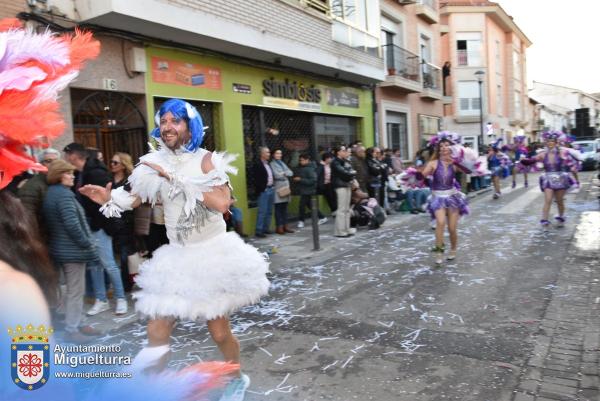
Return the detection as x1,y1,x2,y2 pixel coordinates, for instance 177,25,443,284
512,175,600,401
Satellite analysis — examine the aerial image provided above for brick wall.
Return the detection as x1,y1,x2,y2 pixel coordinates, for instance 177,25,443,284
161,0,382,69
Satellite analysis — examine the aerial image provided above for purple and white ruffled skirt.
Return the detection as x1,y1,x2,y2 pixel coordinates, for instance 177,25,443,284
515,161,534,173
539,172,573,191
427,188,469,218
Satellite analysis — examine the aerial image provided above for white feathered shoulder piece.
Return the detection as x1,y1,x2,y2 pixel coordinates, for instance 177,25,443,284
168,151,239,218
127,151,165,206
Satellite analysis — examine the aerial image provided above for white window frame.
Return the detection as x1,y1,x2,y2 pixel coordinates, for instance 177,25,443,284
380,100,413,162
497,84,502,117
514,90,522,119
456,32,482,67
330,0,381,53
495,40,501,74
457,81,482,116
513,49,521,81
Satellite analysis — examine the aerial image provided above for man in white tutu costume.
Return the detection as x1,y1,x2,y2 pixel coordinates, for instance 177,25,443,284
80,98,270,399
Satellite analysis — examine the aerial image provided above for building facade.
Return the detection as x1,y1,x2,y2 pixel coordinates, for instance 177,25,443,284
6,0,385,230
529,81,600,139
376,0,444,162
439,0,531,153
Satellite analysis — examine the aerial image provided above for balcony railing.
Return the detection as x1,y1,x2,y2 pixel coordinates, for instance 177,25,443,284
422,62,441,91
418,0,436,9
382,44,420,83
300,0,329,15
457,49,482,67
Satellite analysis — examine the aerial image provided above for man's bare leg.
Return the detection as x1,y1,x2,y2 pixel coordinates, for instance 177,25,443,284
208,317,240,375
132,318,175,373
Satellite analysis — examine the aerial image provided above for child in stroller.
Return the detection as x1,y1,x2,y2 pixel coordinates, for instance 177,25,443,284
350,184,386,229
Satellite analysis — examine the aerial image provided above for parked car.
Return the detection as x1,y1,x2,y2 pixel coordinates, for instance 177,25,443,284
573,140,599,170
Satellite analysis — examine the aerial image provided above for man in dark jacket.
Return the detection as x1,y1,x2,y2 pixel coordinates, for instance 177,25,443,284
252,146,274,238
294,154,326,228
350,145,369,192
63,143,128,316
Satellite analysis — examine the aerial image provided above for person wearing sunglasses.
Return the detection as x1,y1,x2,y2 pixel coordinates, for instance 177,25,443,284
17,148,60,240
110,152,136,292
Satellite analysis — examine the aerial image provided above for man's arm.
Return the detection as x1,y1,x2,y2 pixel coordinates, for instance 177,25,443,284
200,152,232,213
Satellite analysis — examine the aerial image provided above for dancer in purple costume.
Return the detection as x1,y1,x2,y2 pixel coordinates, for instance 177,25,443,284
559,133,581,189
522,131,574,229
487,140,509,199
422,132,469,265
511,135,531,189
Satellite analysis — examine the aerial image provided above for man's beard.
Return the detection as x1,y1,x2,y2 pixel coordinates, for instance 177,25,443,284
160,129,188,150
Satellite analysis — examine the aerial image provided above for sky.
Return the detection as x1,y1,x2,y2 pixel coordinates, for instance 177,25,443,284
497,0,600,94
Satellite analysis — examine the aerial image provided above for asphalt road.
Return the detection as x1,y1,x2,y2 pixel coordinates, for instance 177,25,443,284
92,172,600,401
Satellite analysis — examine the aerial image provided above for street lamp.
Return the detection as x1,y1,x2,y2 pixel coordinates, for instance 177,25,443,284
475,70,485,153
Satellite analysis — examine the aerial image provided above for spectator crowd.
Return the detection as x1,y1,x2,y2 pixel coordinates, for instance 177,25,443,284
3,143,168,343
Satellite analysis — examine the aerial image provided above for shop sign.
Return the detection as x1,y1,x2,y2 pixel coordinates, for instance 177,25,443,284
325,88,359,108
233,83,251,94
262,78,321,103
151,57,222,90
263,96,322,112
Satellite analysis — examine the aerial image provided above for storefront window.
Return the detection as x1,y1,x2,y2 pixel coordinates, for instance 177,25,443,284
243,106,358,206
314,115,357,153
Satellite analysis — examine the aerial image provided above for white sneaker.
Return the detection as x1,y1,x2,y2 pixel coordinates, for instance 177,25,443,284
115,298,128,315
87,300,109,316
297,221,305,229
318,217,328,225
348,227,357,235
219,374,250,401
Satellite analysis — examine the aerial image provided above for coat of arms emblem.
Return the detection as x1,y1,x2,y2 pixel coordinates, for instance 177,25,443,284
8,324,53,391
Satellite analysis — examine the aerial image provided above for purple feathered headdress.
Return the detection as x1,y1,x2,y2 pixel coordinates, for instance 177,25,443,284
513,135,527,144
558,133,575,144
542,130,563,142
428,131,462,147
490,138,503,150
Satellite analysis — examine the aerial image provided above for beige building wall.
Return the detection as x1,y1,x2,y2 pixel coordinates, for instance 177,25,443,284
440,1,531,151
376,0,444,162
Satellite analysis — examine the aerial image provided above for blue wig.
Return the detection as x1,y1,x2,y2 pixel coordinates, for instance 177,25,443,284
150,98,204,152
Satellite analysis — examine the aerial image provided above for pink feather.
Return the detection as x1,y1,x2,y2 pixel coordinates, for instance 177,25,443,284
0,65,47,95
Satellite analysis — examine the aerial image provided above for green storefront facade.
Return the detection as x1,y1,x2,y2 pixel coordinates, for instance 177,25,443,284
144,46,374,233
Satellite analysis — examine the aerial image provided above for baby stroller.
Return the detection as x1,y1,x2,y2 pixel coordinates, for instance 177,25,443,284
351,196,386,230
387,175,405,211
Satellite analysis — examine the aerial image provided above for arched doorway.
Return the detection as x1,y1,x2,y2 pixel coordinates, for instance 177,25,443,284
73,90,148,162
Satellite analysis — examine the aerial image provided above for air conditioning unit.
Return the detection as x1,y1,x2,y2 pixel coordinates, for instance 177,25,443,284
127,47,147,73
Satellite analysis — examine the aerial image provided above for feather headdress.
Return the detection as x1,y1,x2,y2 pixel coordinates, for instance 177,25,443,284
428,131,462,147
541,130,563,142
0,19,100,188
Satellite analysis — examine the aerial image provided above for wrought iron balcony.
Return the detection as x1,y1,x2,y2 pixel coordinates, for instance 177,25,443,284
421,62,443,100
381,44,422,93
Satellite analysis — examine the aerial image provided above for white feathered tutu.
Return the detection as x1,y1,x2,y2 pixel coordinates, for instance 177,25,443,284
102,146,270,321
134,228,270,321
